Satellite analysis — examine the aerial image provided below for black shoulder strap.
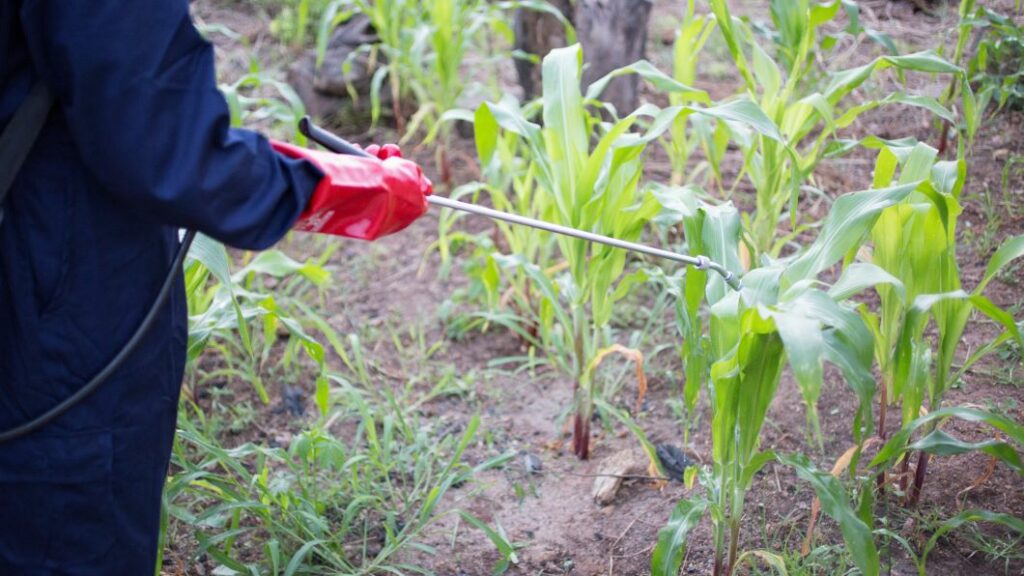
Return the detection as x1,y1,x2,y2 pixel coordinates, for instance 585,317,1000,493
0,82,55,226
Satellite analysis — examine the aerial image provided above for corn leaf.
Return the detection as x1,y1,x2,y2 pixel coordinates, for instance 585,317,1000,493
977,234,1024,294
650,499,708,576
909,430,1023,474
585,60,709,105
828,262,906,302
778,453,880,576
782,183,917,289
871,407,1024,470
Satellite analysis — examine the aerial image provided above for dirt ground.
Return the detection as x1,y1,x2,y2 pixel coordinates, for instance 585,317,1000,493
179,0,1024,574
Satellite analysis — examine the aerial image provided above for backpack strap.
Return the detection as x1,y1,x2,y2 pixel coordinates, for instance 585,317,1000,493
0,82,55,226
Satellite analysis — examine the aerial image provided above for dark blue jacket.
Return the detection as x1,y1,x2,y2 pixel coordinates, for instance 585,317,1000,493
0,1,323,573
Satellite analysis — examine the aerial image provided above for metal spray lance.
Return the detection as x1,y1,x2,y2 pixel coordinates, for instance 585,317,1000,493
298,117,743,291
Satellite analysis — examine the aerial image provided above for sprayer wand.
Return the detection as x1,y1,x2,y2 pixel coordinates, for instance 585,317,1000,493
298,117,742,291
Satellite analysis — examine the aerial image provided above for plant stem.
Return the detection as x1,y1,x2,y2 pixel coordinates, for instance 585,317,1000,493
713,540,724,576
726,519,740,576
572,308,590,459
898,452,911,494
908,450,930,505
876,375,889,490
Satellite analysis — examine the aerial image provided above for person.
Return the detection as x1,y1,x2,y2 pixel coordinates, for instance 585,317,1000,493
0,1,432,573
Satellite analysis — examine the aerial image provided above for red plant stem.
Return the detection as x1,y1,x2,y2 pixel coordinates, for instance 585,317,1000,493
571,313,589,460
898,453,911,494
437,144,451,187
572,412,590,459
908,451,930,505
936,120,950,158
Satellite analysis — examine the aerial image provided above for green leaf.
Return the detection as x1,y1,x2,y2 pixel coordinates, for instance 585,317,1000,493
910,429,1023,474
234,250,329,286
771,307,824,434
474,101,501,167
187,233,234,287
921,510,1024,570
585,60,709,105
594,398,663,476
881,50,963,74
778,453,879,576
735,549,790,575
695,98,785,142
782,183,917,288
459,512,519,574
542,44,587,199
314,375,329,417
283,539,324,576
825,51,960,104
828,262,906,302
650,499,708,576
871,407,1024,470
977,234,1024,294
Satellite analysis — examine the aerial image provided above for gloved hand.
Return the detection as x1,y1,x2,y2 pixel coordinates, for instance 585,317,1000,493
271,140,431,240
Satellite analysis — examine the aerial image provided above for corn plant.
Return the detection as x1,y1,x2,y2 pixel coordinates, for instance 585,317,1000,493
316,0,418,132
432,95,558,340
219,70,309,144
649,168,958,574
937,0,1023,154
966,6,1024,115
467,44,787,459
661,1,719,187
699,0,961,260
316,0,567,155
869,407,1024,574
651,184,741,442
861,140,1024,503
260,0,335,47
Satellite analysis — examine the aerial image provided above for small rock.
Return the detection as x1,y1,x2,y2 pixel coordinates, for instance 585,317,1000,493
523,452,543,475
592,449,646,506
655,443,695,482
281,385,305,416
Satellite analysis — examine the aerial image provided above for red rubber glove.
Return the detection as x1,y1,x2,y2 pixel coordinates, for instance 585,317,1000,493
272,140,431,240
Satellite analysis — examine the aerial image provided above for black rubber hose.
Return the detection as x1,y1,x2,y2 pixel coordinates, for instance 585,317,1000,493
0,229,196,443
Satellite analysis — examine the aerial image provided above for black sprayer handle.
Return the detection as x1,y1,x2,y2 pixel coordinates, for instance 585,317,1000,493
298,117,373,159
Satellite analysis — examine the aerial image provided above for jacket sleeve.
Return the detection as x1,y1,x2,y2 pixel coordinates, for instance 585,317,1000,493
18,0,322,250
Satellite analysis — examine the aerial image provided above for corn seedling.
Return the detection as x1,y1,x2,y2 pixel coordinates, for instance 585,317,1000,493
700,0,961,260
467,43,790,458
316,0,566,162
938,1,1023,153
651,174,913,575
431,95,558,337
863,140,1024,503
221,70,309,144
458,512,526,575
662,1,719,188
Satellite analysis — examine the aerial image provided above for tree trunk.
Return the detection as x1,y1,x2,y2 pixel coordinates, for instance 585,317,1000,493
514,0,653,114
513,0,575,100
576,0,653,115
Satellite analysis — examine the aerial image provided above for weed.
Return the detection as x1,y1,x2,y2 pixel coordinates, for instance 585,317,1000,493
166,389,487,575
458,512,527,575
